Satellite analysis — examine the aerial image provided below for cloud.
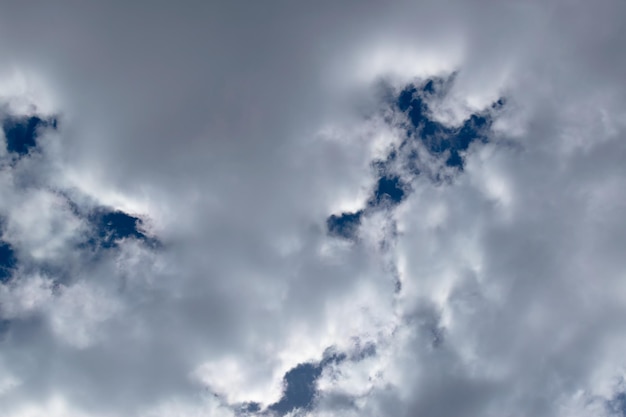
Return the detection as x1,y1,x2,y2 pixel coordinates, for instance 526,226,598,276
0,1,624,416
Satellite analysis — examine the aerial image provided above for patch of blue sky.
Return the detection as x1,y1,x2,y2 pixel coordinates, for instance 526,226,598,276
88,209,155,249
326,77,502,240
268,352,346,415
326,210,363,240
0,240,16,282
2,115,57,156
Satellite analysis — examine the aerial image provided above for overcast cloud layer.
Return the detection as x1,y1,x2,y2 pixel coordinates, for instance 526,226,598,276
0,1,626,416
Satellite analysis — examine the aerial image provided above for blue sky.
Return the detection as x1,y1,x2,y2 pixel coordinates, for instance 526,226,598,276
0,2,626,417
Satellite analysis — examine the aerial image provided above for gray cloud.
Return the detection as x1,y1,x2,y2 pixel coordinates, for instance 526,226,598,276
0,1,625,416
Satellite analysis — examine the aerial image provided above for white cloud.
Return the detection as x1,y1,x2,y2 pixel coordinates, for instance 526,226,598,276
0,0,624,416
4,189,86,261
0,274,54,318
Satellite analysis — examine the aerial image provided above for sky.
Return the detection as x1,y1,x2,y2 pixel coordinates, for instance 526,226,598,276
0,1,625,416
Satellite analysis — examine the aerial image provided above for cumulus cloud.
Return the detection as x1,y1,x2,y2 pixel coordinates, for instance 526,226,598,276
0,0,625,416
